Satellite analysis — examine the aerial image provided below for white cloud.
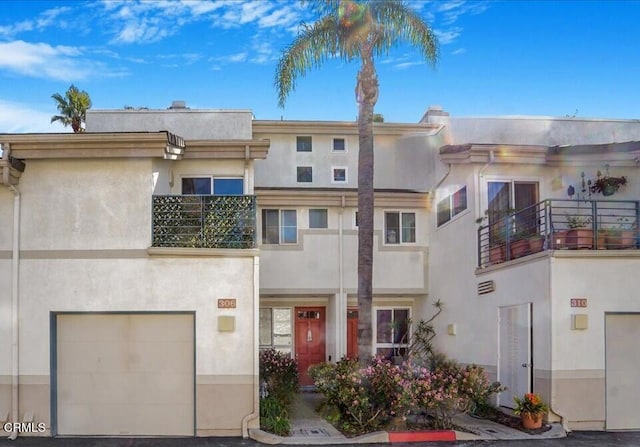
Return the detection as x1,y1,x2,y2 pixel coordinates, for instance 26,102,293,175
0,40,126,81
451,48,466,55
258,5,300,28
434,27,462,45
0,100,66,133
393,61,424,70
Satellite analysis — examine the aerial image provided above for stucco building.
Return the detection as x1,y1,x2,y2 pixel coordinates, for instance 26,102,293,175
1,102,639,436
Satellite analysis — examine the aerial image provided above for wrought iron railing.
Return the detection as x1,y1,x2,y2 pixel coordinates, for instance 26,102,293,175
152,195,256,249
478,199,640,267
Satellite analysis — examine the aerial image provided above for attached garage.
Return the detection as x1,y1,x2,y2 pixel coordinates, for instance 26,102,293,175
605,313,640,430
52,313,195,436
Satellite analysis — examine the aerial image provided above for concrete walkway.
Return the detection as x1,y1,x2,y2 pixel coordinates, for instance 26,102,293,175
249,392,567,444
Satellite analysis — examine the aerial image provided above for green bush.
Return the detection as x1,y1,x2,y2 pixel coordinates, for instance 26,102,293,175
260,395,291,436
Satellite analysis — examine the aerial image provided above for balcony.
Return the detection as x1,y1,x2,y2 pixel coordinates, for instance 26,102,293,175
478,199,640,267
152,195,256,249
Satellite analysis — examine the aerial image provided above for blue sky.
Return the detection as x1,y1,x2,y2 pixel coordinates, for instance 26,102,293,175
1,0,639,133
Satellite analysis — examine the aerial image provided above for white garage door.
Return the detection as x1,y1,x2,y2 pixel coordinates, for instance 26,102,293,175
606,313,640,430
55,313,194,436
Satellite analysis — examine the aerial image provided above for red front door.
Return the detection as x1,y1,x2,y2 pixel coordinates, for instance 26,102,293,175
295,307,325,386
347,308,359,359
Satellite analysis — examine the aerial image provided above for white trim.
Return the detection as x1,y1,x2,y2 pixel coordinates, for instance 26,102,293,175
383,210,417,245
260,208,298,245
331,136,347,153
331,166,348,184
373,306,412,356
180,175,245,194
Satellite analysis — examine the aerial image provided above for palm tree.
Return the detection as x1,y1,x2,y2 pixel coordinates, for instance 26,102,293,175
51,85,92,133
275,0,438,359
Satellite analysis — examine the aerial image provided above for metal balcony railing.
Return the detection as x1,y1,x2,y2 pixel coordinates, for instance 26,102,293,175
152,195,256,249
478,199,640,267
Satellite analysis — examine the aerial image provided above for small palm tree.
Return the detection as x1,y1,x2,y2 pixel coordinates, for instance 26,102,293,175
275,0,438,359
51,85,92,133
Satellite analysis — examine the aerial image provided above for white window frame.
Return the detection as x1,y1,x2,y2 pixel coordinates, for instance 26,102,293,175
309,208,328,229
181,175,244,195
353,210,359,229
259,307,293,355
373,306,411,357
261,209,298,245
480,175,542,217
332,137,347,153
436,185,467,227
384,210,416,245
331,166,348,184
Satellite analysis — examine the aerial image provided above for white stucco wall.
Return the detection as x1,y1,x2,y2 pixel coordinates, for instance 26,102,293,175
550,255,640,371
259,206,428,293
17,256,256,376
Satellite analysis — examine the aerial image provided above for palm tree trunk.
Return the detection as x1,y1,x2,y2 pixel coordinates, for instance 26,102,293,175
356,52,378,362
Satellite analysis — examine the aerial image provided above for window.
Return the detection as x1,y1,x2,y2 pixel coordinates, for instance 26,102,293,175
182,177,211,194
375,308,410,359
309,209,328,229
213,178,243,195
354,211,359,228
332,167,347,183
182,177,243,195
385,212,416,244
333,138,346,152
297,166,313,183
487,180,539,236
259,308,292,354
262,209,297,244
296,136,312,152
437,186,467,227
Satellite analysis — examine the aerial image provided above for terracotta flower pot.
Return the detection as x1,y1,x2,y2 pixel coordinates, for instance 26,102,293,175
521,412,543,429
567,229,593,249
510,239,530,259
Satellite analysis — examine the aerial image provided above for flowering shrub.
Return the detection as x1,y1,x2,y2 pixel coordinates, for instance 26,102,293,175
460,365,506,416
259,348,299,406
311,354,505,432
309,356,404,434
259,348,299,436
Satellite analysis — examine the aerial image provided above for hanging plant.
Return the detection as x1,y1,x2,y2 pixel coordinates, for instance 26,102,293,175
590,170,627,196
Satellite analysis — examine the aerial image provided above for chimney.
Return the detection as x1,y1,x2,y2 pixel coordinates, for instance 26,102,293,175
420,105,449,124
169,100,187,109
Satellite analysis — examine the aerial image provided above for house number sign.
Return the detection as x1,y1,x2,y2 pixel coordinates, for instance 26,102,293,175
218,298,236,309
570,298,587,308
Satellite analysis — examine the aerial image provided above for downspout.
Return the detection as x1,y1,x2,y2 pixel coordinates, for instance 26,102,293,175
242,254,260,438
7,184,20,440
337,196,346,360
476,150,495,218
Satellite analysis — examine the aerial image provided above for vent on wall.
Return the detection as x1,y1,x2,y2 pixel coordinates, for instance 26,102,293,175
478,280,495,295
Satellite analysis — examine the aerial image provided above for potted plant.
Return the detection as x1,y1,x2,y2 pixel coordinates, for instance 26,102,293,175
513,392,548,429
566,214,593,249
509,228,530,259
528,233,545,254
477,210,508,265
607,217,637,249
590,171,627,196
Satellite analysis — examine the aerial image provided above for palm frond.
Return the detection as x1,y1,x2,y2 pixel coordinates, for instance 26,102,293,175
369,0,439,64
275,15,345,108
